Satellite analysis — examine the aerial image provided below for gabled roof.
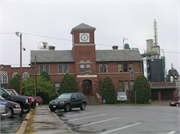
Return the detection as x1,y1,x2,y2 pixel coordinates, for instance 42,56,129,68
31,49,142,63
96,49,142,62
31,50,74,63
70,23,96,34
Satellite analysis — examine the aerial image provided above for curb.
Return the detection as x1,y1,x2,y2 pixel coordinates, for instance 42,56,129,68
52,112,75,134
48,108,75,134
15,109,34,134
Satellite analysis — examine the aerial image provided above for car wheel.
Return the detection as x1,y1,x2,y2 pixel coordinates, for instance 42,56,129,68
80,103,86,110
64,104,71,112
50,108,56,112
23,105,30,113
8,108,13,118
176,103,179,107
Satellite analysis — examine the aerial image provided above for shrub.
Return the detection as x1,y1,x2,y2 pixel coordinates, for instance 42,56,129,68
7,74,20,94
131,74,151,104
99,76,116,104
61,75,79,93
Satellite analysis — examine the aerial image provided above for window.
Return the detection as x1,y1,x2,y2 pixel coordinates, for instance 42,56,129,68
72,93,77,99
12,72,18,78
58,64,62,73
129,64,134,72
0,76,8,83
45,65,49,73
130,81,134,91
64,64,68,73
124,81,129,91
86,64,91,72
104,64,108,73
118,81,123,92
55,82,60,92
80,64,84,73
0,71,8,83
124,64,128,72
39,65,43,74
99,64,103,73
23,72,29,81
99,81,102,87
118,64,122,72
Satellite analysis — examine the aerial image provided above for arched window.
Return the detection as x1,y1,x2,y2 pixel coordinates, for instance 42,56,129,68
12,72,19,78
0,71,8,83
23,71,29,81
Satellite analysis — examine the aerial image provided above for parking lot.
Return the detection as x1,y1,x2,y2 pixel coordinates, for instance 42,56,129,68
56,105,180,134
0,113,26,133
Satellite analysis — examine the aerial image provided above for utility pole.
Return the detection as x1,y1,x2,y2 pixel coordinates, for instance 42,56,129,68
35,56,37,96
20,33,22,95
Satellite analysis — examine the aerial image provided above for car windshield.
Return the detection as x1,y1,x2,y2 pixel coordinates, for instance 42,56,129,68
36,96,42,99
0,89,11,96
8,90,15,95
0,96,6,100
13,90,19,96
58,94,72,99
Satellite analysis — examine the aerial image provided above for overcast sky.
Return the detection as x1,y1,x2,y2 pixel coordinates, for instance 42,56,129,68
0,0,179,75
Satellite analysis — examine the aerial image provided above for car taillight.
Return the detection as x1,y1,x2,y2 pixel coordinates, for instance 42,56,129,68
15,105,21,109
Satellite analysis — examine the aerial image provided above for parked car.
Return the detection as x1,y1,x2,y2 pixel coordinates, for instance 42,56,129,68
0,101,10,120
169,100,180,107
0,88,30,113
49,92,87,112
6,89,36,109
33,96,43,105
0,96,21,117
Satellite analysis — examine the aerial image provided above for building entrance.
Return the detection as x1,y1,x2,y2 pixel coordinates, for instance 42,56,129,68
82,80,92,96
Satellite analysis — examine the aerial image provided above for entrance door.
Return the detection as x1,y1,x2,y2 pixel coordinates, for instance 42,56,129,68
82,80,92,96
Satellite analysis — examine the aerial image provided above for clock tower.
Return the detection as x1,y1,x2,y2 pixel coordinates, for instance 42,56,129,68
70,23,96,74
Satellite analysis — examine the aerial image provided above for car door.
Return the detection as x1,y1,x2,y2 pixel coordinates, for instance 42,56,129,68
76,93,83,107
71,93,78,108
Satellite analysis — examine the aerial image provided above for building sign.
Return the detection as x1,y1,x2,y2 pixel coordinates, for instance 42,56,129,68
77,75,97,78
117,92,127,100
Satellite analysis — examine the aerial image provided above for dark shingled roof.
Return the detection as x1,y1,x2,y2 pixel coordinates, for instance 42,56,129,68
70,23,96,34
31,50,74,63
31,49,142,63
96,50,142,62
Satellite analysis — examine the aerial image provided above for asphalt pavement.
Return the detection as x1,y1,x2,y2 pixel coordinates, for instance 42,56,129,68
33,106,75,134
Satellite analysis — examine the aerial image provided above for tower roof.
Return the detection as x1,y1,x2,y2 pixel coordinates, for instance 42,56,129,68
70,23,96,34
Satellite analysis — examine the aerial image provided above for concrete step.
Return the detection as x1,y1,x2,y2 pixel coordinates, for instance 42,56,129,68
86,96,99,105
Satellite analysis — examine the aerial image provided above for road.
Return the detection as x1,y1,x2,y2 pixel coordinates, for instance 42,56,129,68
0,113,26,134
55,105,180,134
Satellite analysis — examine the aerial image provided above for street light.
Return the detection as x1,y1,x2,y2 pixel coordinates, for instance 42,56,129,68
123,37,128,49
15,32,24,95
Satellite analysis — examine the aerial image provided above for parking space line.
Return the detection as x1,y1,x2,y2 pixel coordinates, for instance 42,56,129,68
167,131,176,134
76,117,120,127
68,114,106,122
61,111,97,118
100,122,141,134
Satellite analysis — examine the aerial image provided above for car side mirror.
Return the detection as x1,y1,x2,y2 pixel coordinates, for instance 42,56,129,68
71,98,75,100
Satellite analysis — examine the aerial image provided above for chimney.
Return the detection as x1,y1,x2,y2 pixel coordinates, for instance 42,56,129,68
49,46,55,50
112,45,118,50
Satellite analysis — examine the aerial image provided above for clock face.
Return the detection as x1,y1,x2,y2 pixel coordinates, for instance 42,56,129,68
80,33,89,42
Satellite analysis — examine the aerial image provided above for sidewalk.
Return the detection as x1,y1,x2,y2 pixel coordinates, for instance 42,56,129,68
33,106,75,134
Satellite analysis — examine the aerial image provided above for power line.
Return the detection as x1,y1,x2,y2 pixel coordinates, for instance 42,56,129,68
22,32,71,41
0,32,180,54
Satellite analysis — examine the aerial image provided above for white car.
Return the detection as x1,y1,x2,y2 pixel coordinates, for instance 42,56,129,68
0,101,10,120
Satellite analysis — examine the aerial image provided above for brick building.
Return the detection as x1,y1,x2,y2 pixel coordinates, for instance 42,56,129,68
30,23,143,100
0,65,32,89
1,23,178,103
